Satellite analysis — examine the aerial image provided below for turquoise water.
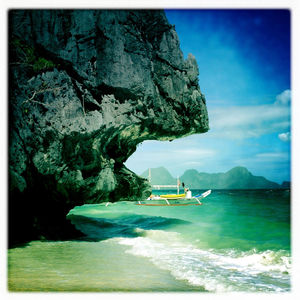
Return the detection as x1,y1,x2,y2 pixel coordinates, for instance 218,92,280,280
8,189,291,292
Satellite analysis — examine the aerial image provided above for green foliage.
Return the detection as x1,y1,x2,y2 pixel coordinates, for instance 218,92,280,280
11,37,56,72
11,38,35,63
33,57,56,72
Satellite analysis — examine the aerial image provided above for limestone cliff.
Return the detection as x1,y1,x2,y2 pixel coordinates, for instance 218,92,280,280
9,10,209,245
142,167,282,189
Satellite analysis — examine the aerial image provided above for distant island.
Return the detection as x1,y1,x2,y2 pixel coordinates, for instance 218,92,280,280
141,166,290,189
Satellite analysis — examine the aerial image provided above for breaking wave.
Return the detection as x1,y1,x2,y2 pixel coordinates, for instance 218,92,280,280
116,229,291,292
67,213,190,241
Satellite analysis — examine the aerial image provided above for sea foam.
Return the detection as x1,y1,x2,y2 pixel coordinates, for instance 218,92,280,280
116,229,291,292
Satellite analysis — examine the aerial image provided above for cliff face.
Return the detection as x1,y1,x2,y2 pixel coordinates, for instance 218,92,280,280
9,10,209,244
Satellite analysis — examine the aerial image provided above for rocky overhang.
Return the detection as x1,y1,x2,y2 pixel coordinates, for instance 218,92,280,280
9,10,209,245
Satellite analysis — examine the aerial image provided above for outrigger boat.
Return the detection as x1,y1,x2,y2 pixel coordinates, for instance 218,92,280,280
104,169,212,207
136,190,212,207
135,168,212,206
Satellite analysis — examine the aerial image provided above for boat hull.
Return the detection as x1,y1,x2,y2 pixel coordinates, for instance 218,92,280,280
137,190,211,206
159,193,186,199
136,202,203,206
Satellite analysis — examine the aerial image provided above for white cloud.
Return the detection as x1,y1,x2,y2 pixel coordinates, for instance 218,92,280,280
235,152,290,165
208,90,291,139
278,132,291,142
125,139,218,175
132,147,216,165
275,89,291,105
172,148,216,157
180,161,204,167
255,152,290,160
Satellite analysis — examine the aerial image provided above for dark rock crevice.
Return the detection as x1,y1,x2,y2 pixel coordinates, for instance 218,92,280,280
9,9,209,246
155,54,186,73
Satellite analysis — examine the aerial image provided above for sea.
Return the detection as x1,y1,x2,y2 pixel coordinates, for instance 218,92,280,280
8,189,291,292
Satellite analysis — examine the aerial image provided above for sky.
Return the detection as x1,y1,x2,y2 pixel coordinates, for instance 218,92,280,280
125,9,291,184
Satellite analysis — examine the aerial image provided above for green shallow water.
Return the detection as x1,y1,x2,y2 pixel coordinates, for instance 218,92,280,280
8,189,291,292
8,240,199,292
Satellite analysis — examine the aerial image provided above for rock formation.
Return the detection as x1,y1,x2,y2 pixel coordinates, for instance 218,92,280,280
9,10,209,245
143,167,282,189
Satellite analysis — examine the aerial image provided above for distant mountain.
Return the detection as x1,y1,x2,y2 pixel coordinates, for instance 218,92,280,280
180,166,281,189
281,181,291,189
140,167,176,185
141,166,284,189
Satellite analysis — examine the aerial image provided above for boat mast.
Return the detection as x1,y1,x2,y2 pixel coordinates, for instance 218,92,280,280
149,168,180,192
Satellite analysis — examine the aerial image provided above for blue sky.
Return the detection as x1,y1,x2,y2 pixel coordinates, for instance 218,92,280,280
125,9,291,184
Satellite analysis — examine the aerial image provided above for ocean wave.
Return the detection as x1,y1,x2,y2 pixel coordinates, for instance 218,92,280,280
116,229,291,292
67,214,190,241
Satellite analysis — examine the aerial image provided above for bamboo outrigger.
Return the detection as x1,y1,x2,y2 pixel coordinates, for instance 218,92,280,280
136,189,211,206
135,168,211,206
